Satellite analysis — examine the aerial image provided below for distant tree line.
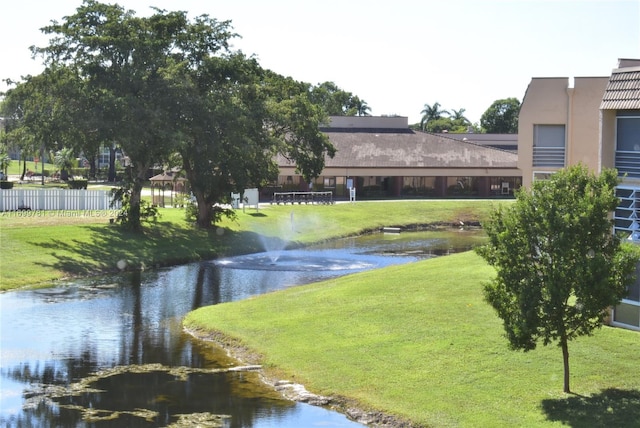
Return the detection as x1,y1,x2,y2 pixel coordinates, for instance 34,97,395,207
415,98,521,134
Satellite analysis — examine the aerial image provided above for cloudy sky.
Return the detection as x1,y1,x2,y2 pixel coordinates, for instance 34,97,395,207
1,0,638,124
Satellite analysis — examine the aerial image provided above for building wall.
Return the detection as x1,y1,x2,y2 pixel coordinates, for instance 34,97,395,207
600,109,617,173
567,77,609,169
276,115,521,200
518,78,569,187
518,60,640,331
327,115,408,129
518,76,608,187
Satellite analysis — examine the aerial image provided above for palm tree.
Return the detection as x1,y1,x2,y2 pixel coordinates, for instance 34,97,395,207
420,102,449,130
53,147,75,181
450,108,470,125
355,98,371,116
346,96,371,116
0,145,11,180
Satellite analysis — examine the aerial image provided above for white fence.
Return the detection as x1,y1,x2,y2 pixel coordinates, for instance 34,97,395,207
0,189,120,211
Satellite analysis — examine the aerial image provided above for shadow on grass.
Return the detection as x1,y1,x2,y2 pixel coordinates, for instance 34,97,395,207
30,221,292,277
541,388,640,427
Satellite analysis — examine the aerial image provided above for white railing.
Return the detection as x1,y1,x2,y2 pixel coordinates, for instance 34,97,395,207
0,189,120,211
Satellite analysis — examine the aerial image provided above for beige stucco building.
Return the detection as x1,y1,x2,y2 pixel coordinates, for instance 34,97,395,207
518,58,640,330
518,76,609,187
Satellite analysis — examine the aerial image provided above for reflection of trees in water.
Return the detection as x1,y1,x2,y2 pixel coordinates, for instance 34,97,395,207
116,269,213,368
5,243,435,427
1,264,295,427
193,263,223,309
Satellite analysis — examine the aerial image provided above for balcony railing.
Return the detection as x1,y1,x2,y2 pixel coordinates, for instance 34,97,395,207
616,151,640,178
533,147,565,167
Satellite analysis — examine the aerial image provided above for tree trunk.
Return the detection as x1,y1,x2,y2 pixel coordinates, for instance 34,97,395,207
195,192,214,229
127,165,148,233
88,155,97,180
108,146,117,182
128,187,143,232
182,161,215,229
561,337,571,393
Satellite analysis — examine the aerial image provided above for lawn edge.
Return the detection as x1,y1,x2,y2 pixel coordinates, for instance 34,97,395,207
183,326,421,428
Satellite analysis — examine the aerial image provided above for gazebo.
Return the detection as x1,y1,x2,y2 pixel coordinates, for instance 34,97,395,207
149,170,188,207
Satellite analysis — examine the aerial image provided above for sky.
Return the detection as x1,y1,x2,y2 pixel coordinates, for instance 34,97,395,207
1,0,638,125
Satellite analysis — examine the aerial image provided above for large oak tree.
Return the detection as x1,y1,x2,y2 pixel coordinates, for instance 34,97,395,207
173,53,335,228
33,1,232,230
31,1,335,230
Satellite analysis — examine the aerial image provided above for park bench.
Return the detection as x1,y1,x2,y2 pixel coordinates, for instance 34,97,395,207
271,191,334,205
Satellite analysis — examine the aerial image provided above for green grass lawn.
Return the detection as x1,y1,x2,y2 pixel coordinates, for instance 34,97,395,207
185,251,640,427
0,200,500,290
2,198,639,426
5,160,54,176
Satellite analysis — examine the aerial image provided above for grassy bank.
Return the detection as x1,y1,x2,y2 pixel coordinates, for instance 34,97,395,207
184,251,640,427
0,200,498,290
5,160,54,176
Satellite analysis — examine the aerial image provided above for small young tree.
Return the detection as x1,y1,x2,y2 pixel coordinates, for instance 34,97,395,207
476,164,639,393
53,147,75,181
0,144,11,179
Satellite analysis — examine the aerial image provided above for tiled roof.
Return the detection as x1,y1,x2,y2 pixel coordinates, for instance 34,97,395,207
279,130,518,169
601,69,640,110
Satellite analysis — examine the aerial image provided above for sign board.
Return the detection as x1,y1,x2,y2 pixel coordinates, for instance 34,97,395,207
230,192,241,209
243,188,259,212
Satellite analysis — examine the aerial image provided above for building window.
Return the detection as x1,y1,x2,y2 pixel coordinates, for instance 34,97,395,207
627,274,640,303
323,177,336,189
613,186,640,241
612,188,640,330
612,263,640,330
615,115,640,178
533,125,565,167
532,171,555,181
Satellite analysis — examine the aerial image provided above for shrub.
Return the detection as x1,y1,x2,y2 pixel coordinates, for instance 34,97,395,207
68,178,88,189
110,186,160,228
69,167,88,178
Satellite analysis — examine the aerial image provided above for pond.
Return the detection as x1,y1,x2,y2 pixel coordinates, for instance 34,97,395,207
0,229,485,427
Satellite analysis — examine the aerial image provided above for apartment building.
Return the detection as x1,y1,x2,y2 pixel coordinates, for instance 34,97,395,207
518,59,640,330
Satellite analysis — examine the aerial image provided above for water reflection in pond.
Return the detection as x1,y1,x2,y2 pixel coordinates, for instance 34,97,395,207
0,229,484,427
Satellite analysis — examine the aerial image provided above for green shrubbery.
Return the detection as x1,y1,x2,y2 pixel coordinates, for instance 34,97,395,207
67,178,88,189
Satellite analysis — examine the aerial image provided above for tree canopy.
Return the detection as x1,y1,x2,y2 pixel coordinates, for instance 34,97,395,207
419,102,449,131
416,103,477,133
173,54,334,228
1,67,83,182
19,0,336,230
30,1,209,230
476,164,639,393
480,97,520,133
308,81,370,116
